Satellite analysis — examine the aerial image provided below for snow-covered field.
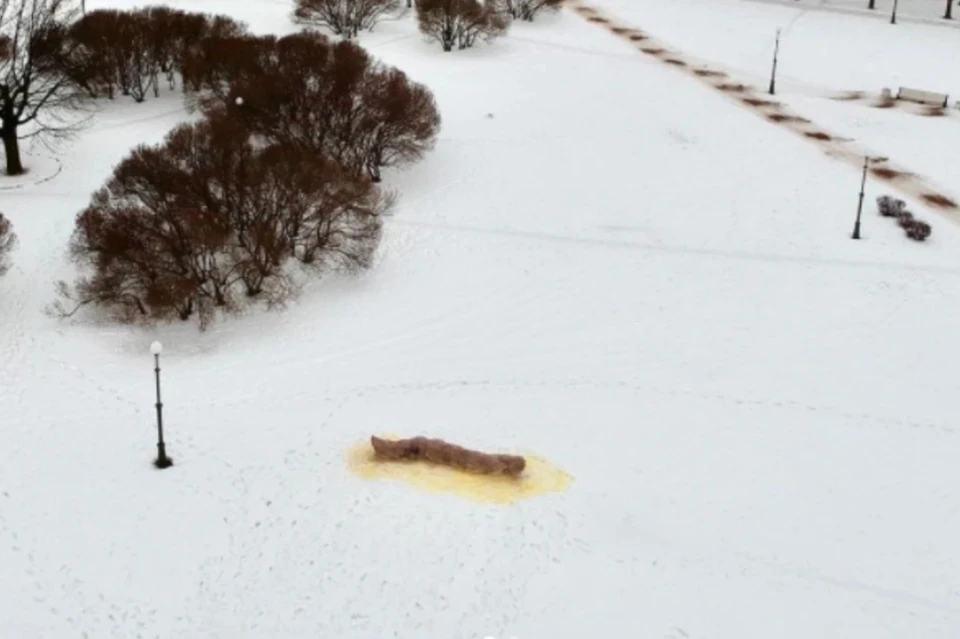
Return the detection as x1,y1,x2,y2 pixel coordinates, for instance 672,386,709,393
2,0,959,637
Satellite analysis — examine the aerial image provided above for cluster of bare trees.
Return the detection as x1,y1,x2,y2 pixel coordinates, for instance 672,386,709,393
60,115,390,327
182,32,440,182
294,0,401,38
59,27,440,328
0,213,16,276
69,7,245,102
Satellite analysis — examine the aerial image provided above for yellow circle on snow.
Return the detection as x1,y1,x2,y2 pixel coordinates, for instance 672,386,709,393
346,436,574,505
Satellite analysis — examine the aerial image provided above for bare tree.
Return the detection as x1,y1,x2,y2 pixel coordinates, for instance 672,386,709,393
0,0,88,175
416,0,508,51
293,0,401,38
0,212,16,275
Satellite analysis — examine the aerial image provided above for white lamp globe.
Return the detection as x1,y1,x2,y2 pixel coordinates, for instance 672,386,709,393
150,341,163,355
235,96,244,106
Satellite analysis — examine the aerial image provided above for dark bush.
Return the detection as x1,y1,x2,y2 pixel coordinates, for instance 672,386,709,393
903,220,932,242
293,0,401,38
499,0,562,21
896,210,914,228
876,195,905,218
190,31,440,182
0,213,16,276
416,0,509,51
61,115,388,328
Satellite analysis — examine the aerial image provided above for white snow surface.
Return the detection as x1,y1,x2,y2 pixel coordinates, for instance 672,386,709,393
2,0,960,637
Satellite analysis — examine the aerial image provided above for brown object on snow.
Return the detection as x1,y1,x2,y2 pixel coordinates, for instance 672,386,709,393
370,436,526,478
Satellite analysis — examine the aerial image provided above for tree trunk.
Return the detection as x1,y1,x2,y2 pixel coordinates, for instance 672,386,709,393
868,0,875,8
945,0,953,19
1,125,24,176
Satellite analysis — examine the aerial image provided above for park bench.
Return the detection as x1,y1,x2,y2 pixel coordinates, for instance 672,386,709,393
895,87,949,107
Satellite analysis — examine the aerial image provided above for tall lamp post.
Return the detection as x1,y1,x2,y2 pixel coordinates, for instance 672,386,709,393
150,341,173,469
891,0,900,23
852,155,888,240
768,28,781,96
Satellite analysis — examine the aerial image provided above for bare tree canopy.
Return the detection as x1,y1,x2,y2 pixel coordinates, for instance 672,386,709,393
0,0,87,175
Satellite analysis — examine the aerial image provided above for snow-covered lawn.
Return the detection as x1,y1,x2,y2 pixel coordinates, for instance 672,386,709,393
2,1,959,638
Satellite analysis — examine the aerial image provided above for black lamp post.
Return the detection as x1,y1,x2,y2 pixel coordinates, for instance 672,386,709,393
891,0,900,23
852,157,869,239
852,156,888,240
151,340,173,469
768,28,781,96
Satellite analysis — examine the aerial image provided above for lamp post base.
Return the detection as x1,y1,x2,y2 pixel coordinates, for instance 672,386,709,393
852,222,861,240
154,443,173,469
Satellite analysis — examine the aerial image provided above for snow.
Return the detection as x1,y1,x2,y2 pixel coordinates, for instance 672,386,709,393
2,0,960,637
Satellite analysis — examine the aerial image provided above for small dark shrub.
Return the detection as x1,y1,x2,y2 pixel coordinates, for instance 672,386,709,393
896,211,914,228
876,195,905,217
904,220,932,241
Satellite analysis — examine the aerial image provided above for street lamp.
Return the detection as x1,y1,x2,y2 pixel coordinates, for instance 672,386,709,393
150,341,173,469
891,0,900,23
852,155,888,240
768,28,781,96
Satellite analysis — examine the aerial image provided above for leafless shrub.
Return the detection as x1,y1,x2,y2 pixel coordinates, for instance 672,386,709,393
293,0,401,37
59,115,388,328
191,32,440,182
498,0,561,21
416,0,509,51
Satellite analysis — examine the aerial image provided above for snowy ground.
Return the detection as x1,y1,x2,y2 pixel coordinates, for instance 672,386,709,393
2,0,960,638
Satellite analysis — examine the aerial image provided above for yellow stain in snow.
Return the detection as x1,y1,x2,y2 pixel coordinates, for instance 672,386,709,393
346,436,574,504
